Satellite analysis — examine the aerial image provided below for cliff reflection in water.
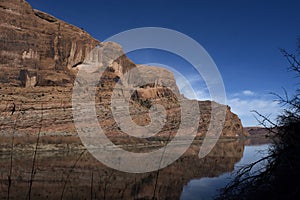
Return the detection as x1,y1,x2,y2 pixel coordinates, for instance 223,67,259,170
0,140,244,199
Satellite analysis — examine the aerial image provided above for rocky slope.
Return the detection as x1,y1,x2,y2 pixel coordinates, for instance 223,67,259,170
0,0,246,149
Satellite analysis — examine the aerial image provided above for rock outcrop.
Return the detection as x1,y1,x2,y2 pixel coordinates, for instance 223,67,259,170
0,0,246,149
0,0,100,86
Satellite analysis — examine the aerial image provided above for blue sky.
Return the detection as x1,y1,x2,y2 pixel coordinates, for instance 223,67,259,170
27,0,300,126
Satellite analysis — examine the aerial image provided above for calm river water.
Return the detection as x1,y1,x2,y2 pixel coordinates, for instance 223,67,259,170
0,140,270,199
180,144,270,200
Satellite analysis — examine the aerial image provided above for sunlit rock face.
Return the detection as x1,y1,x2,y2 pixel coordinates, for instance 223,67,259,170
0,0,246,147
0,0,99,86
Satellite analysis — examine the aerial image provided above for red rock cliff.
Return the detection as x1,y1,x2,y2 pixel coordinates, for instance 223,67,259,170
0,0,246,146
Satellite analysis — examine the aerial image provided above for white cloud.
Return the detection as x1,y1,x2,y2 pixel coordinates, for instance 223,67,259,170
232,90,256,97
143,63,282,127
178,83,282,127
171,70,211,100
176,77,209,100
177,75,283,126
242,90,255,96
227,97,282,127
142,63,209,99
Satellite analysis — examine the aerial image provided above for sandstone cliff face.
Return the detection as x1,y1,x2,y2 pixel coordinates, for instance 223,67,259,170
0,0,100,86
0,0,246,147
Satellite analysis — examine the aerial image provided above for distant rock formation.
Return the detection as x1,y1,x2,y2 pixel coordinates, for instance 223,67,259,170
0,0,246,146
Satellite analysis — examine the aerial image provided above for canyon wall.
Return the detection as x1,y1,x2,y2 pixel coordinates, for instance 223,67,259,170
0,0,246,148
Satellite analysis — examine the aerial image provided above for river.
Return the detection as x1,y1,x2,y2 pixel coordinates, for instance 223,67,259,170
180,144,270,199
0,140,270,199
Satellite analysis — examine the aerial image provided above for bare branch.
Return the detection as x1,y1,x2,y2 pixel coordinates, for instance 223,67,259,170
251,110,277,128
280,49,300,74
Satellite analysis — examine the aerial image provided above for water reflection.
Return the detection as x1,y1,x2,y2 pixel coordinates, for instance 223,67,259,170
0,140,254,199
180,144,270,200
